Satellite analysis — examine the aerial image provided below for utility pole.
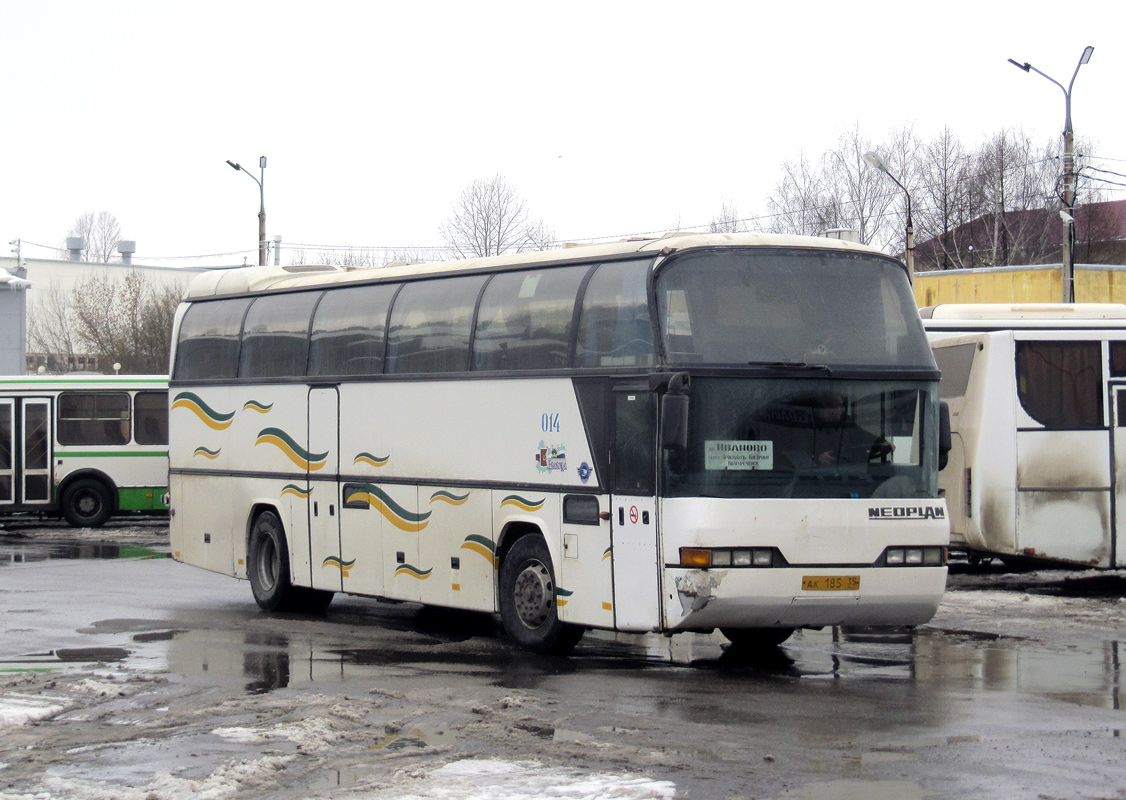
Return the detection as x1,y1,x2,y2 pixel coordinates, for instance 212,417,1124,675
226,156,268,266
1008,46,1094,303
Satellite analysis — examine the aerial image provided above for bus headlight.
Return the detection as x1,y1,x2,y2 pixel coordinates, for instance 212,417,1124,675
882,547,946,566
680,547,780,568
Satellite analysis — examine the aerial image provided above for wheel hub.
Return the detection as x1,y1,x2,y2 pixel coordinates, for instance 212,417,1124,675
512,560,553,629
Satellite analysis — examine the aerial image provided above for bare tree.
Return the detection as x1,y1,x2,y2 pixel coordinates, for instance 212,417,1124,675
708,200,748,233
27,279,82,371
70,271,184,374
66,211,123,262
439,174,554,258
767,153,826,236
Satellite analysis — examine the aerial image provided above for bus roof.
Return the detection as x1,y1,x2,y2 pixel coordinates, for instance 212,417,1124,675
921,303,1126,320
182,232,889,300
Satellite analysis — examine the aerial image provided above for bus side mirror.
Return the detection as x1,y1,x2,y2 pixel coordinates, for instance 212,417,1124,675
661,372,690,451
662,394,689,450
938,400,952,471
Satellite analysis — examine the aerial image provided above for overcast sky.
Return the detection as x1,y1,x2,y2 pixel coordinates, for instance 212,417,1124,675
2,0,1123,267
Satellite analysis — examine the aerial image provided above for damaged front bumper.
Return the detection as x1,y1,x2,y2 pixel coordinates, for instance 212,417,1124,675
664,566,946,632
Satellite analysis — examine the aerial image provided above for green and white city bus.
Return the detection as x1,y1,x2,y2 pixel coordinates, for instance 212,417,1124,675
0,375,169,527
168,233,949,653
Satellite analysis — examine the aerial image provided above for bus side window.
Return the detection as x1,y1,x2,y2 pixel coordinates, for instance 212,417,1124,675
575,261,656,369
134,391,169,445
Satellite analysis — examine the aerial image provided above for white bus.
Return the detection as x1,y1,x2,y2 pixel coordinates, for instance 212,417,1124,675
0,375,169,527
168,233,949,653
924,303,1126,568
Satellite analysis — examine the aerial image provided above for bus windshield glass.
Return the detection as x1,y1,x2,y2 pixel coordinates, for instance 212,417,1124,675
663,377,940,500
656,248,934,369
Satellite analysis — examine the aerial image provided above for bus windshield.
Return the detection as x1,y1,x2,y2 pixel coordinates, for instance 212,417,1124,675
656,248,934,369
664,377,940,500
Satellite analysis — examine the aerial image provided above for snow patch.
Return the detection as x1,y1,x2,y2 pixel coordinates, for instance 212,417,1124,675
380,758,678,800
0,693,68,727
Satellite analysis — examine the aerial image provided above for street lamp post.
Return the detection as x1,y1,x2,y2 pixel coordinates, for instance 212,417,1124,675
226,156,267,266
1008,46,1094,303
863,151,914,281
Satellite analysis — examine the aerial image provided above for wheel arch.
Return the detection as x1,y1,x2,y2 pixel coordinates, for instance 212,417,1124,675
245,501,283,554
496,520,548,571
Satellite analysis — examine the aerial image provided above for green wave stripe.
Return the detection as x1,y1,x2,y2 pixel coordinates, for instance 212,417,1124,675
556,588,574,597
323,556,356,569
243,400,274,413
193,446,221,458
344,483,432,525
462,534,495,553
256,427,329,463
353,451,390,466
281,483,312,498
500,494,545,512
395,564,433,579
172,391,235,423
430,490,470,505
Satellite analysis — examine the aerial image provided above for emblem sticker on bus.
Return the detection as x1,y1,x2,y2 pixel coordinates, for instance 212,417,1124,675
705,440,773,471
535,441,567,473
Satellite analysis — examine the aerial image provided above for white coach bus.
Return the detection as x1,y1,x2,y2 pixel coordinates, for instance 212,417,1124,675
924,303,1126,568
0,375,169,527
168,233,949,653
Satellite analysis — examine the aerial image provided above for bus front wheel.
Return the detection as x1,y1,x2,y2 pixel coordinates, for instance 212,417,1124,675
248,510,334,613
721,627,795,649
499,535,584,654
61,478,113,528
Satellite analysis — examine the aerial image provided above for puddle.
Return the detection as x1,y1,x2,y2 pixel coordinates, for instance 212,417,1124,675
770,779,938,800
0,541,170,566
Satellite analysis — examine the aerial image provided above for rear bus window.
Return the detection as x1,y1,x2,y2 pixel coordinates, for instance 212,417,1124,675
174,298,252,381
134,391,169,445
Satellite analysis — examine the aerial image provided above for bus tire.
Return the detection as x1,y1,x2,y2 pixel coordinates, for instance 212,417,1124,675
721,627,795,649
61,478,113,528
499,535,584,654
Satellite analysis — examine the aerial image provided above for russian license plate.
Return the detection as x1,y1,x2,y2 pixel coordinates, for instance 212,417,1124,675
802,575,860,591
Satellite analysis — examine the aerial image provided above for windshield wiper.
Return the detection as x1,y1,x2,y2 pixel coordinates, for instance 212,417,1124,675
751,360,834,376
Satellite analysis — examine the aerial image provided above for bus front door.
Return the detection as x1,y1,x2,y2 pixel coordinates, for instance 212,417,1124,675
609,386,661,633
0,398,52,511
308,387,342,592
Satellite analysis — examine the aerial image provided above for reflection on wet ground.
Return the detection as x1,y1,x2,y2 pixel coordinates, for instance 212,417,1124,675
122,614,1121,714
0,539,169,565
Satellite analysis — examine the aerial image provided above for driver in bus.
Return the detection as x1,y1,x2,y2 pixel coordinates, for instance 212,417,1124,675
810,393,894,466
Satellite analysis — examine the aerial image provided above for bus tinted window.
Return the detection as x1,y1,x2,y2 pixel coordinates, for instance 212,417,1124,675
309,284,396,376
656,249,933,369
134,391,169,445
474,266,589,371
386,276,487,374
174,298,252,380
575,260,656,368
933,344,977,398
58,392,130,445
239,292,320,379
1016,341,1102,428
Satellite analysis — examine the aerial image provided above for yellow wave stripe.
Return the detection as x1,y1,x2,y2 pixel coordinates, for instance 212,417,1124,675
500,498,545,512
353,454,390,468
172,398,234,430
346,492,430,532
460,540,499,567
193,447,221,460
255,433,326,471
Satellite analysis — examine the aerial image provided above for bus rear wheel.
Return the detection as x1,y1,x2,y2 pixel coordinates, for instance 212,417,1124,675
499,535,584,654
61,478,113,528
248,510,334,613
721,627,795,649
